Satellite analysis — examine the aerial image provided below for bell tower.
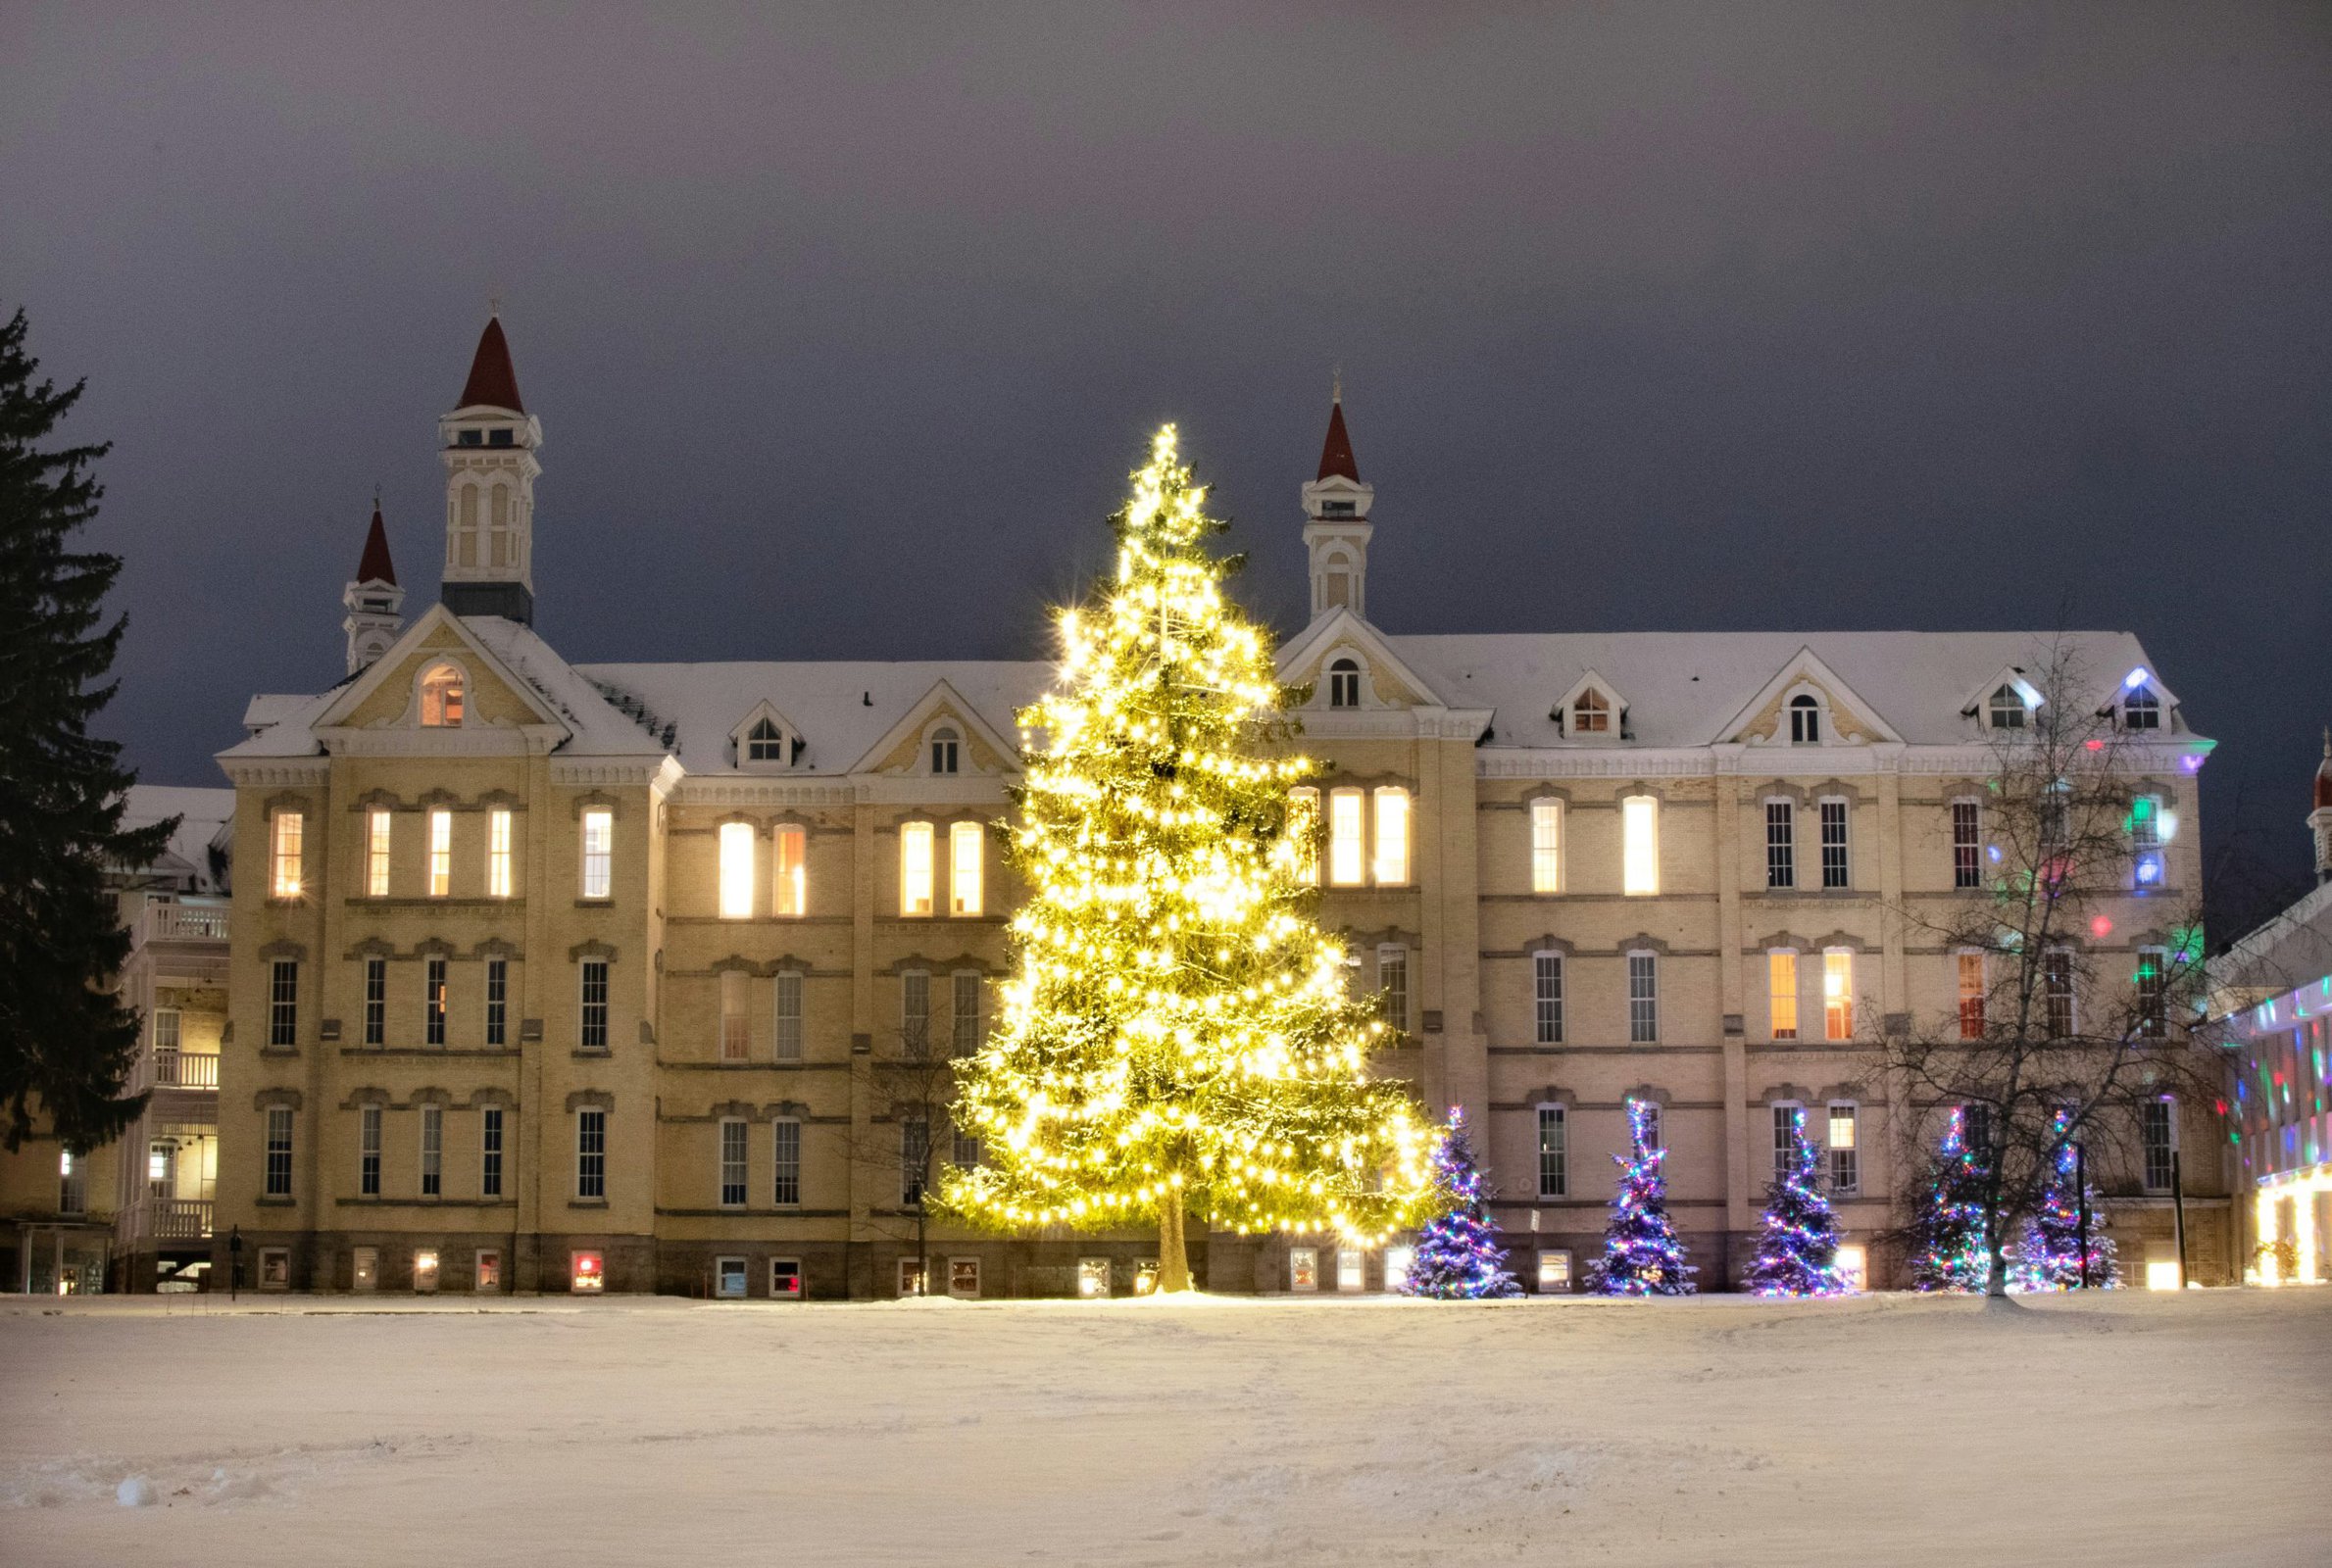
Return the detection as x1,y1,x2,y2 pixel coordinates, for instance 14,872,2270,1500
2311,730,2332,885
342,498,404,674
1302,388,1374,621
438,314,542,624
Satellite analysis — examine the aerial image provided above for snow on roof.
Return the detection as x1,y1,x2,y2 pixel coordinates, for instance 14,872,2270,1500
458,615,671,756
121,783,235,890
1390,629,2174,749
224,691,337,757
575,659,1053,773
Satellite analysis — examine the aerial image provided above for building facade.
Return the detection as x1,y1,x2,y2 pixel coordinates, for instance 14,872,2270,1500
213,318,2233,1297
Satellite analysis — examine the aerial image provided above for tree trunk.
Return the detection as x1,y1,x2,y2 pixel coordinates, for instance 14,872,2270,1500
1157,1200,1192,1294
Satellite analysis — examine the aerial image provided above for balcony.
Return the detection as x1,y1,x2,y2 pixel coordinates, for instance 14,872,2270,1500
142,1199,215,1242
152,1050,220,1090
139,901,229,945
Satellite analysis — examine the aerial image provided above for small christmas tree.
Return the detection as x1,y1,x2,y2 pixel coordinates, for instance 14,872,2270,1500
2009,1111,2120,1291
1908,1107,1990,1293
1586,1101,1697,1296
1743,1108,1847,1297
1397,1108,1521,1298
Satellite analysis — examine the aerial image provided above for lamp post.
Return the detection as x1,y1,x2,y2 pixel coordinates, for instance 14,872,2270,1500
226,1224,242,1302
2074,1143,2089,1289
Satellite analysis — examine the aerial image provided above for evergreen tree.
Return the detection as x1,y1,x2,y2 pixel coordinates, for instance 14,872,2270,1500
0,308,171,1152
942,427,1431,1291
1586,1100,1697,1296
1907,1107,1991,1293
2009,1110,2120,1291
1742,1108,1847,1297
1397,1107,1521,1298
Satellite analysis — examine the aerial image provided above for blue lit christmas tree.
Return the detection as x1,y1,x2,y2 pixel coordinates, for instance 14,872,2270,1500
1586,1100,1697,1296
1742,1108,1847,1297
1908,1107,1990,1293
1397,1107,1522,1298
2009,1110,2120,1291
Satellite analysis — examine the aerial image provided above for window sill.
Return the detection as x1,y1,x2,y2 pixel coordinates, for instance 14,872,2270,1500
260,1047,300,1058
574,899,615,909
571,1048,612,1060
342,1046,521,1058
569,1199,609,1210
348,896,526,908
255,1196,296,1207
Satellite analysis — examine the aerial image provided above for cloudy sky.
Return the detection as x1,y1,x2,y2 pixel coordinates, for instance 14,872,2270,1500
5,4,2328,900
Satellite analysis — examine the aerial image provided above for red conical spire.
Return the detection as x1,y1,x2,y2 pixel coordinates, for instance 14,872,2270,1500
355,501,396,586
1316,394,1359,482
457,315,525,413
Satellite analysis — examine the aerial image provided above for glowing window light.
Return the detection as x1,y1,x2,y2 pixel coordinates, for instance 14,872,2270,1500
1327,789,1365,887
772,824,807,915
2123,666,2150,691
718,821,755,919
427,808,452,898
1834,1245,1867,1292
1620,794,1659,896
420,662,465,727
1384,1245,1415,1292
900,821,935,915
271,809,304,898
365,808,392,897
1530,797,1563,893
1823,950,1854,1040
2145,1258,2183,1292
1372,788,1410,885
487,808,513,898
1077,1258,1111,1298
951,820,984,915
579,808,613,900
571,1251,604,1293
1768,951,1799,1040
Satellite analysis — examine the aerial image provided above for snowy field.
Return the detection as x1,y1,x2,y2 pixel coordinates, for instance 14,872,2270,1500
3,1289,2322,1567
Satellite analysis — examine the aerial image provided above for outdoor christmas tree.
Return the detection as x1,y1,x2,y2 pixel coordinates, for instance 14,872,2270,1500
1742,1108,1847,1297
942,427,1432,1291
2009,1110,2120,1291
1397,1107,1521,1298
1907,1107,1991,1293
1586,1100,1697,1296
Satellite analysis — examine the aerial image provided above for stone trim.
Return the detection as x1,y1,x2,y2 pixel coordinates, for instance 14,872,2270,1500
258,939,307,961
253,1088,305,1112
565,1090,615,1113
570,939,618,961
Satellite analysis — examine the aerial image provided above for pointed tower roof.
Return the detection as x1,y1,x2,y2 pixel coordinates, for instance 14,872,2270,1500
355,503,396,586
1316,397,1359,482
2313,728,2332,810
457,316,525,413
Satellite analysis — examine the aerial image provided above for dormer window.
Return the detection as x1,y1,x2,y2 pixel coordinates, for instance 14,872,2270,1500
1320,500,1356,518
457,429,482,447
420,663,465,727
2122,686,2160,731
745,717,785,762
1572,690,1611,734
1327,659,1362,710
930,727,961,774
1789,694,1821,744
488,428,514,448
1988,685,2027,730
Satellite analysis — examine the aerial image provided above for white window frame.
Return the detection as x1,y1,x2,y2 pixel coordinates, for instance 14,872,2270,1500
1288,1246,1319,1292
359,1103,382,1197
362,957,386,1046
1326,657,1362,710
366,808,392,898
1375,944,1409,1034
952,970,984,1055
1631,1098,1663,1154
718,820,756,919
1951,797,1983,889
420,1103,443,1198
264,1105,293,1197
2142,1097,2177,1193
947,1256,981,1299
1818,796,1850,889
576,1108,607,1200
714,1255,748,1299
1769,1102,1802,1183
2136,947,2169,1040
420,662,466,728
928,726,961,775
1335,1247,1365,1294
1988,684,2028,730
902,969,930,1055
476,1249,502,1292
1827,1102,1860,1195
578,959,610,1051
268,959,298,1048
1764,798,1795,890
487,808,514,898
1787,692,1822,745
772,823,807,916
773,970,804,1060
718,1117,748,1208
1536,1250,1573,1293
769,1258,804,1298
900,820,935,916
2131,792,2166,890
1533,951,1563,1045
1621,794,1659,896
271,808,304,899
1822,948,1855,1041
1529,797,1563,894
484,957,508,1048
579,808,614,901
2044,948,2076,1038
1327,788,1365,887
719,968,750,1061
480,1105,504,1198
1571,689,1612,734
427,808,453,898
1536,1103,1567,1199
1768,949,1800,1041
424,956,447,1046
1957,950,1986,1041
950,820,984,915
772,1118,802,1206
1627,951,1659,1044
1371,787,1410,886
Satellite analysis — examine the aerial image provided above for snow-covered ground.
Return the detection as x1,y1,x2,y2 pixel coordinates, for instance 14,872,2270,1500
3,1289,2321,1566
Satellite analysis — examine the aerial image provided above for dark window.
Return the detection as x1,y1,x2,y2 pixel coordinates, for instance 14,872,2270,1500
1819,800,1850,889
576,1109,607,1199
265,1108,293,1197
1628,955,1659,1044
481,1107,504,1198
457,429,482,447
1765,802,1795,889
1327,659,1361,710
929,727,960,774
901,1120,929,1205
425,957,448,1046
579,960,609,1051
1536,1106,1566,1198
485,959,508,1047
1789,694,1820,744
487,428,514,447
269,960,298,1048
2045,950,2076,1037
1952,802,1982,889
2136,953,2167,1040
1533,954,1563,1045
363,958,386,1046
745,716,785,762
2123,689,2160,730
2143,1099,2175,1191
359,1106,381,1197
773,1121,802,1206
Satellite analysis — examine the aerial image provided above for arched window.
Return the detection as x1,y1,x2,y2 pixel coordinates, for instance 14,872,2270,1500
1327,659,1361,710
929,727,960,774
746,717,785,762
1788,693,1821,744
2122,687,2160,730
420,663,465,727
1988,685,2027,730
1572,689,1611,734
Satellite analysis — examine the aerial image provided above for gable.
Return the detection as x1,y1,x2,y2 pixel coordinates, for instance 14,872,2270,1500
336,623,548,730
850,680,1021,776
1713,649,1901,747
1278,610,1448,710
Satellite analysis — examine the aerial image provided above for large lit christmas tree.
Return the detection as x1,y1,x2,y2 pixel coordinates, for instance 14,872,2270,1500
1741,1108,1846,1297
1908,1107,1990,1293
942,427,1432,1292
1397,1108,1521,1298
2009,1110,2120,1291
1586,1101,1696,1296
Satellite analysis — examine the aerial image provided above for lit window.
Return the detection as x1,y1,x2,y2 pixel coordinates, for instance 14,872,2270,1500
487,808,513,898
2044,949,2075,1037
1079,1258,1112,1298
1621,795,1659,895
264,1106,293,1197
2123,687,2160,730
420,663,465,727
898,1258,926,1298
1376,946,1409,1033
1788,693,1820,744
578,959,609,1051
425,956,447,1046
359,1104,381,1197
271,809,304,898
772,825,806,916
1988,684,2027,730
1384,1246,1414,1292
1530,798,1563,893
1327,658,1361,709
1336,1248,1365,1293
1327,788,1365,887
2142,1098,2176,1192
481,1106,503,1197
929,727,960,774
1765,801,1795,890
1823,950,1854,1040
714,1256,746,1298
269,959,298,1047
1572,690,1610,733
1768,951,1799,1040
772,1119,802,1205
1537,1104,1567,1198
719,821,756,919
576,1110,607,1200
367,809,392,898
428,808,452,898
1533,953,1563,1044
745,716,785,762
363,958,386,1046
571,1250,604,1293
1819,798,1850,889
1834,1245,1868,1292
1372,787,1410,885
900,821,934,915
421,1104,443,1198
719,1118,748,1207
484,958,507,1048
1536,1250,1573,1292
1952,800,1982,889
2131,795,2164,888
770,1259,803,1298
579,808,613,900
902,970,930,1055
1288,788,1319,883
1289,1248,1318,1292
1827,1103,1859,1194
951,820,984,915
1957,952,1986,1040
1628,953,1659,1043
1771,1103,1802,1182
719,969,750,1061
952,971,983,1055
773,971,803,1060
949,1257,980,1298
2136,949,2168,1040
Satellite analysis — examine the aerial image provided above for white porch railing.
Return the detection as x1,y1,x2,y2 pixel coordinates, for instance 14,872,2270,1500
152,1050,220,1090
145,1199,215,1241
138,901,229,944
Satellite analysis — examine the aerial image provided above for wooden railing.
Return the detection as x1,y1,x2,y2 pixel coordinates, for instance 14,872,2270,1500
145,1199,215,1241
138,901,229,944
153,1050,220,1089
